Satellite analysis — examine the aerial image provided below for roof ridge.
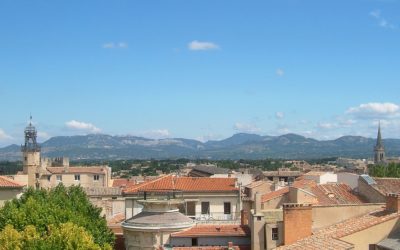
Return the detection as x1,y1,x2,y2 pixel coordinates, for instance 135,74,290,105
0,176,24,187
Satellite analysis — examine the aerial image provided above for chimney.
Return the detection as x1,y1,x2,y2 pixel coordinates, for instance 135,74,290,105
283,203,312,245
254,192,262,215
241,209,248,225
386,193,400,213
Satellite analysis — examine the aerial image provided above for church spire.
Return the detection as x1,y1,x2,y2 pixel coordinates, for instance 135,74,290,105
374,122,386,164
376,121,383,148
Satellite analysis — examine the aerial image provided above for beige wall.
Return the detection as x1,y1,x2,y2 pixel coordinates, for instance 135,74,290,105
312,203,385,229
358,178,385,203
88,196,125,219
39,173,107,188
22,151,40,187
341,217,400,250
261,195,288,210
0,188,24,207
288,187,317,204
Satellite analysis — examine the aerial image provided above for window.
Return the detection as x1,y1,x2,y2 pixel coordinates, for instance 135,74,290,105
47,176,51,181
74,175,80,181
56,175,62,182
201,202,210,215
272,228,279,240
35,173,39,179
24,157,27,162
93,175,99,181
224,202,231,214
191,238,198,246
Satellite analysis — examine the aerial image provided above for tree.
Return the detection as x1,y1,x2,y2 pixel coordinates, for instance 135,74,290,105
0,185,114,249
0,223,106,250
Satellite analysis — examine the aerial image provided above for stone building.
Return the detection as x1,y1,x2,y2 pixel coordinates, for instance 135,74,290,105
13,119,111,189
122,190,195,249
0,176,25,207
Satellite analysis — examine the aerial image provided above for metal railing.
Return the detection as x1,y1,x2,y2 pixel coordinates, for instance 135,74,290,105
188,212,241,222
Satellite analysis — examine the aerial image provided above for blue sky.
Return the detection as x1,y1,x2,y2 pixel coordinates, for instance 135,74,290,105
1,0,400,146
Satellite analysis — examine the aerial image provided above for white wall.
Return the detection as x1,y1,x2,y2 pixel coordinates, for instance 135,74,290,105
337,172,359,190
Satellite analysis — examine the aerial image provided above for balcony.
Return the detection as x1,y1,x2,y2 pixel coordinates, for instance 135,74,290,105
189,212,241,224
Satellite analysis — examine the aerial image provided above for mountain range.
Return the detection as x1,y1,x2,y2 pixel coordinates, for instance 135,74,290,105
1,133,399,161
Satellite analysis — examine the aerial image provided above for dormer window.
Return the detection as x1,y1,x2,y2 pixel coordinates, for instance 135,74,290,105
93,175,99,181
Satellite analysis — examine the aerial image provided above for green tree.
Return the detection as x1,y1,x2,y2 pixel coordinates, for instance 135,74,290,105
0,185,114,249
0,223,108,250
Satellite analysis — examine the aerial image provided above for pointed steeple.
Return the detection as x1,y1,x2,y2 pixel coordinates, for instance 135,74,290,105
374,122,386,164
376,121,384,149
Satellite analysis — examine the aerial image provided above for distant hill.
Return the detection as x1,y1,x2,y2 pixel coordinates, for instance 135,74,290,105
1,133,399,161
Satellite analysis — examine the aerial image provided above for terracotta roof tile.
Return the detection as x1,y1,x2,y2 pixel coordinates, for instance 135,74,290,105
112,178,137,188
172,246,250,250
311,183,365,205
372,178,400,196
0,176,24,188
277,209,399,250
171,224,250,238
124,175,238,194
46,166,107,174
261,180,316,203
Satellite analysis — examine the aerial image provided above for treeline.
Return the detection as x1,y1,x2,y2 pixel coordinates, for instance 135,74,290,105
72,158,293,177
369,163,400,177
0,161,22,175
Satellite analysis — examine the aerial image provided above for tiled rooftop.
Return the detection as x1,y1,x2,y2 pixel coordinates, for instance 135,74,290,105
372,178,400,196
171,224,250,238
0,176,24,188
112,178,137,188
83,187,122,196
277,209,400,250
124,175,238,194
261,180,316,203
46,166,107,174
172,246,250,250
311,183,365,205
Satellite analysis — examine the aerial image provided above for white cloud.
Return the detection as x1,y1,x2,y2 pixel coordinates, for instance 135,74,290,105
276,68,285,77
38,131,51,140
369,10,396,29
346,102,400,119
65,120,101,133
196,133,223,142
102,42,128,49
188,40,219,51
142,129,171,139
275,112,285,119
0,129,12,140
317,122,336,129
233,122,261,133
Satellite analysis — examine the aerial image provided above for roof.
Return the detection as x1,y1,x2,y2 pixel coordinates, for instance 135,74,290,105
83,187,122,196
277,209,400,250
0,176,24,188
171,224,250,238
172,246,250,250
360,174,376,185
261,180,316,203
371,178,400,196
263,170,302,177
124,210,194,227
124,175,238,194
46,166,107,174
245,180,268,189
311,183,365,205
112,178,137,188
191,165,230,175
303,171,331,176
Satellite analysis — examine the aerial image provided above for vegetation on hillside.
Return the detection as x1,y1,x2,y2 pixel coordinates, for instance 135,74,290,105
0,185,114,249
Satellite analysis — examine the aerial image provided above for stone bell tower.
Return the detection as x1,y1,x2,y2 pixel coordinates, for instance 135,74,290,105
21,116,41,188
